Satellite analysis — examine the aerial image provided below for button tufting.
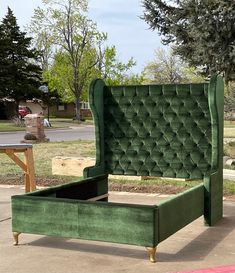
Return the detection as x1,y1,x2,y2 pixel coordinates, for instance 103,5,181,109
104,84,212,179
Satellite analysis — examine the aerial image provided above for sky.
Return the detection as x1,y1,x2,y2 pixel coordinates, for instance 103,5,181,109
0,0,163,74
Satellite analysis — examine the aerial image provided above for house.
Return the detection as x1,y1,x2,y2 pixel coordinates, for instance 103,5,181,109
0,98,43,120
48,102,91,118
0,98,91,120
19,100,43,115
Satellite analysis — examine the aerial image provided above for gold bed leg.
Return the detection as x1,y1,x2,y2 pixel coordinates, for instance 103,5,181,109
13,232,21,246
146,247,157,263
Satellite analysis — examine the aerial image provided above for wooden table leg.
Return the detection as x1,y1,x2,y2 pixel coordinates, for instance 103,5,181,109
24,148,36,192
1,145,36,192
24,173,30,193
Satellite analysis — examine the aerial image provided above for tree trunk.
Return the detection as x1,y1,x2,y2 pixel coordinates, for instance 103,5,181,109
75,95,81,121
15,101,19,118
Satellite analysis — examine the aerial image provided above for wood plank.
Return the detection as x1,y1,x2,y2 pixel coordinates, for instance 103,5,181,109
0,144,32,149
24,173,30,193
0,149,27,153
87,194,109,201
24,148,36,192
5,150,27,172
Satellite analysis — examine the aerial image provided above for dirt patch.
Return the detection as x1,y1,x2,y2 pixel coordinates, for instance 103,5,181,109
109,182,187,195
0,175,70,187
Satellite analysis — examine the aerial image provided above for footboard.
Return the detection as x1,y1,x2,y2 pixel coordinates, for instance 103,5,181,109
158,184,205,242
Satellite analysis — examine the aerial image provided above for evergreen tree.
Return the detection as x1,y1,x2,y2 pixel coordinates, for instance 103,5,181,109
0,7,42,103
0,23,9,98
142,0,235,83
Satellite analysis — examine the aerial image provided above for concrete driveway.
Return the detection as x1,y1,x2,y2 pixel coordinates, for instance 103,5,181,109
1,186,235,273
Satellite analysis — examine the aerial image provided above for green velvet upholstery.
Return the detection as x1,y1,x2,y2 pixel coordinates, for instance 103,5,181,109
85,75,224,226
158,184,204,242
12,192,158,246
104,84,212,178
86,77,223,179
11,75,224,260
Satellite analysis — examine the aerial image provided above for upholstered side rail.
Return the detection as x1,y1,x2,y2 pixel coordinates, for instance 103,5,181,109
83,79,106,178
26,175,108,200
12,196,158,247
158,184,204,242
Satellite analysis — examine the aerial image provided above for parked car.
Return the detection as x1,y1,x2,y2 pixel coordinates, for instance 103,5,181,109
18,106,32,118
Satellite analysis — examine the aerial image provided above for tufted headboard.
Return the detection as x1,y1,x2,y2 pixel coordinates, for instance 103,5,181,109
87,75,224,180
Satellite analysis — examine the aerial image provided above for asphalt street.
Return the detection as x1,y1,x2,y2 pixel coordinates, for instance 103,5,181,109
0,125,95,144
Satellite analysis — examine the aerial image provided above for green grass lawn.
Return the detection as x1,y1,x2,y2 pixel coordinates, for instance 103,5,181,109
1,139,235,195
0,140,95,177
224,121,235,137
0,118,93,132
224,141,235,157
0,120,25,132
224,120,235,127
0,119,64,132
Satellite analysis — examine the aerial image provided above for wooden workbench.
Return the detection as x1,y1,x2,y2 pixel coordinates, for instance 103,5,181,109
0,144,36,192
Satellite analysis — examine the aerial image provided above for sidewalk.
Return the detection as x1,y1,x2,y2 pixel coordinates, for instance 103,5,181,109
223,169,235,180
1,186,235,273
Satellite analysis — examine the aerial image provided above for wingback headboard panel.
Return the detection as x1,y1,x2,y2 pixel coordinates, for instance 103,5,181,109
89,76,223,180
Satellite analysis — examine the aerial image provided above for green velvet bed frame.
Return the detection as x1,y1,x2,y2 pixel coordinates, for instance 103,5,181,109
11,75,224,263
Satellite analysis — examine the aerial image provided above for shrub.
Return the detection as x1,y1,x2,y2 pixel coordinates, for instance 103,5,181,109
24,133,37,140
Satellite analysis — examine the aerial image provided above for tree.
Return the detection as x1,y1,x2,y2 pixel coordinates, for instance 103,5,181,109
224,81,235,119
44,45,143,106
30,30,54,72
142,0,235,83
0,26,8,98
96,45,144,85
45,50,95,104
0,7,42,105
144,48,184,84
143,48,204,84
31,0,106,121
